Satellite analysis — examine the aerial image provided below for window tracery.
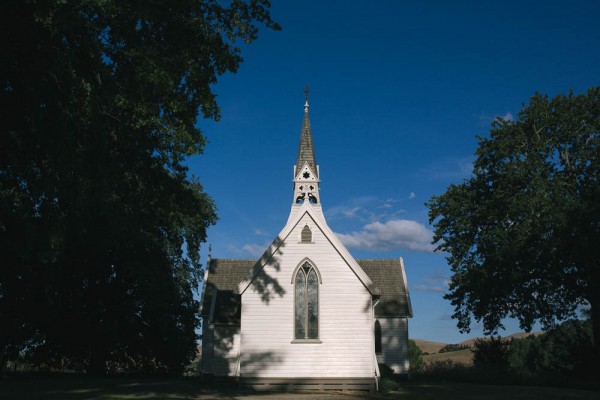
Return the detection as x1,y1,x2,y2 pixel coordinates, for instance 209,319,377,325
294,261,319,339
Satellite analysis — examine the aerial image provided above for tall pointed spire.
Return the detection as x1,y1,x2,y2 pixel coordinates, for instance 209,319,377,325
291,86,321,212
295,85,318,179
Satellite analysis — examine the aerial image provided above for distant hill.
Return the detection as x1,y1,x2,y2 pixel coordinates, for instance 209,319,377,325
413,339,447,354
423,348,474,365
415,332,543,366
458,331,542,347
415,332,543,353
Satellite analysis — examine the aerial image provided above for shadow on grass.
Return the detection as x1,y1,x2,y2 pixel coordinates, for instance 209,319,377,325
2,374,599,400
0,376,206,400
1,375,376,399
378,359,600,400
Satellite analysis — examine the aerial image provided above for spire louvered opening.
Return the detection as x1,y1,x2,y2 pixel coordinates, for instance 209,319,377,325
301,225,312,243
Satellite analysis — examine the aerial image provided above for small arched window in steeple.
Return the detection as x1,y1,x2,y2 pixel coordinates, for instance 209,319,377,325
301,225,312,243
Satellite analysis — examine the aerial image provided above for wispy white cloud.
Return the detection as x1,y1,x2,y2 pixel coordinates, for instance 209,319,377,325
413,271,451,292
326,196,378,221
378,198,399,209
408,192,416,200
253,228,268,236
241,243,265,257
337,219,434,252
341,207,362,218
326,196,406,223
499,112,514,121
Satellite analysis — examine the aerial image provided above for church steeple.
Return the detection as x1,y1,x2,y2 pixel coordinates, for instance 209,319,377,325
295,86,318,179
291,86,322,214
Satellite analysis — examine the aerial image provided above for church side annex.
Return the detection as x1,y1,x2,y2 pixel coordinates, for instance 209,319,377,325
200,91,412,391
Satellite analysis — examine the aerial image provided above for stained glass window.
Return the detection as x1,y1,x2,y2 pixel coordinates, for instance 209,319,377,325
294,262,319,339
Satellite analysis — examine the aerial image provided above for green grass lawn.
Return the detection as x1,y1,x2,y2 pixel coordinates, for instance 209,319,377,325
1,376,598,399
385,382,599,400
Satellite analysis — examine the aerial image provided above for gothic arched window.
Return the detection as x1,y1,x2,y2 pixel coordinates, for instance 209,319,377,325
374,319,382,354
294,261,319,339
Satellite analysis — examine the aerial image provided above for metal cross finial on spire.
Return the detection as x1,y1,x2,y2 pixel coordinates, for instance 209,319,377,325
304,85,310,112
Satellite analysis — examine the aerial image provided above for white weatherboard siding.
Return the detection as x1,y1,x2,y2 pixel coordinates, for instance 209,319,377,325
376,317,409,374
240,213,376,378
200,324,214,374
212,325,241,376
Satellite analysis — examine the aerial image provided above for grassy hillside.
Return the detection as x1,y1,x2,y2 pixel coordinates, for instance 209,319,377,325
423,348,474,365
413,339,446,354
415,332,542,366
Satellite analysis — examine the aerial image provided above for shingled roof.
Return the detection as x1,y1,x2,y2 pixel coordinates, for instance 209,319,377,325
201,257,412,321
357,259,412,318
200,259,256,323
295,107,318,178
205,259,255,291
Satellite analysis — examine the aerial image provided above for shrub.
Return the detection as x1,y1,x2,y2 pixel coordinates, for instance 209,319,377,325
472,336,510,367
377,363,399,393
379,376,399,393
439,343,470,353
378,363,395,379
422,359,471,380
507,319,594,381
470,319,595,384
408,339,424,373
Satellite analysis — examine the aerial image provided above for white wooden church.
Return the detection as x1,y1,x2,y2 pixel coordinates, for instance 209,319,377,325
200,94,413,391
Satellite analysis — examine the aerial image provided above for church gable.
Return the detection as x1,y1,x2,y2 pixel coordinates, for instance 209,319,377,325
237,203,380,298
294,162,318,182
238,213,377,378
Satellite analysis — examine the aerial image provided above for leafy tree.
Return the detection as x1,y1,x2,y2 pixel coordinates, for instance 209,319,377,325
408,339,424,373
472,337,510,367
427,88,600,358
543,319,593,377
508,319,593,379
0,0,278,374
439,343,470,353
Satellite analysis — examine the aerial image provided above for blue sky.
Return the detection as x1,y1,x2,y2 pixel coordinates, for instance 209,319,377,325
189,0,600,343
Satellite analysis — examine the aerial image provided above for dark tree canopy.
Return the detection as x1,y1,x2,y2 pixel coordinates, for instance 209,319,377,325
427,88,600,354
0,0,278,374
